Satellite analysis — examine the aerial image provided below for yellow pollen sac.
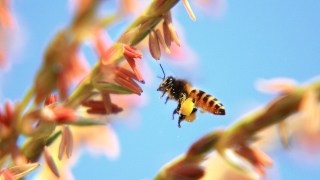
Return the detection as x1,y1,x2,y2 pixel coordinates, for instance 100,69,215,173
185,112,196,122
180,98,194,116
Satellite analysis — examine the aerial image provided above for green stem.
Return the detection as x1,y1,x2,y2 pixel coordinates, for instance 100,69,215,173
66,0,181,108
119,0,180,46
65,66,96,108
17,87,34,115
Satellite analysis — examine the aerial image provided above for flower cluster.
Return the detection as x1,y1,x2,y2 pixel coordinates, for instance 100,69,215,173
155,78,320,180
1,0,319,179
0,0,201,179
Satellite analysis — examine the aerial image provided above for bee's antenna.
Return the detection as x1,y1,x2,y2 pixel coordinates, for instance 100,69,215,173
159,64,166,80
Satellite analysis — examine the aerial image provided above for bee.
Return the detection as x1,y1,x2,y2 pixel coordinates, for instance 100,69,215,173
157,65,225,128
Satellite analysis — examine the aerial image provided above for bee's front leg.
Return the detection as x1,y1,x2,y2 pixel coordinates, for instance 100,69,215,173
165,96,170,104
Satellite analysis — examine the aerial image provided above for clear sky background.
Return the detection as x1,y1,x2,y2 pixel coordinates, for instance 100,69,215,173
1,0,320,179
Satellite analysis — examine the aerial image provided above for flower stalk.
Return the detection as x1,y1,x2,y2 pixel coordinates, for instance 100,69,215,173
155,80,320,179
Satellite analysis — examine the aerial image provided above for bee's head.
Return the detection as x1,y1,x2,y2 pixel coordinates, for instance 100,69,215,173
157,76,175,92
157,64,174,92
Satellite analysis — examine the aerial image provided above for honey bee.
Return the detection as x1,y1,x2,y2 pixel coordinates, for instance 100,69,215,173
157,65,225,128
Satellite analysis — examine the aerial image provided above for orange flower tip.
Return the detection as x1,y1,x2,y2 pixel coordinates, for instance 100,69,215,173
111,104,123,114
254,164,266,176
182,0,197,21
171,165,204,179
124,45,143,59
45,95,58,105
1,170,15,180
254,149,273,167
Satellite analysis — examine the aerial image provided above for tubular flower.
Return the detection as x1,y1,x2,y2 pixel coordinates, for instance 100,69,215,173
123,45,144,83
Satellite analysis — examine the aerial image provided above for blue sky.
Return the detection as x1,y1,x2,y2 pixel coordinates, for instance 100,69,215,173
1,0,320,179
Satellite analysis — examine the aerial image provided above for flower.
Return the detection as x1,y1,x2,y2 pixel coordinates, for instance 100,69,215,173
0,0,15,29
34,125,120,180
233,145,273,176
0,163,40,180
34,31,89,103
202,153,256,180
256,78,297,95
0,101,14,139
195,0,227,18
123,45,144,83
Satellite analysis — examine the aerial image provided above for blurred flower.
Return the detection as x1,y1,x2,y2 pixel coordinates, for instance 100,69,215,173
39,95,77,124
58,126,73,160
202,153,255,180
257,78,320,152
0,0,15,29
196,0,227,18
256,78,297,95
119,0,142,15
233,145,273,176
293,89,320,152
35,31,90,103
0,0,18,69
0,169,14,180
19,95,76,138
82,99,123,115
44,146,60,178
217,146,272,179
167,163,204,180
92,29,112,59
0,163,40,180
0,101,15,139
35,124,120,179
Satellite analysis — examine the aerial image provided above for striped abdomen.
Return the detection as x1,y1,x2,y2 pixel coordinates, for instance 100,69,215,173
188,89,225,115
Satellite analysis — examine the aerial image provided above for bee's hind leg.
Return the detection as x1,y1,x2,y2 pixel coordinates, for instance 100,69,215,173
172,103,181,120
178,114,186,128
172,108,178,120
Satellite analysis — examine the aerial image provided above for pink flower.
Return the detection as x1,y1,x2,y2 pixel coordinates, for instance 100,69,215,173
0,0,15,29
0,101,14,139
